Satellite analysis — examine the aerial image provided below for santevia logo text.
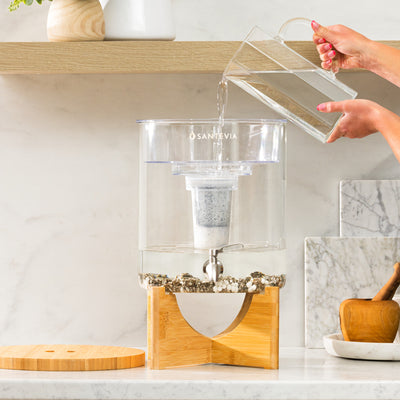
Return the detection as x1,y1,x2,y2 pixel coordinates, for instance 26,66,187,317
189,132,238,140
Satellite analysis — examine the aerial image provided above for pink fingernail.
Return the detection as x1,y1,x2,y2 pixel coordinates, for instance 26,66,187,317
317,38,326,44
328,43,333,50
317,104,326,111
311,20,320,30
327,59,332,64
328,50,336,57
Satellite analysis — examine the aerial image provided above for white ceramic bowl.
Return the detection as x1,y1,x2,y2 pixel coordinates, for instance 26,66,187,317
324,333,400,361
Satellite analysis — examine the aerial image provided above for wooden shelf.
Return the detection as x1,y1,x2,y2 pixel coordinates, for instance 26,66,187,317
0,41,399,75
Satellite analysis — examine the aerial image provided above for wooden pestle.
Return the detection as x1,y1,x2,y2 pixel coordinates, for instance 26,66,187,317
372,262,400,301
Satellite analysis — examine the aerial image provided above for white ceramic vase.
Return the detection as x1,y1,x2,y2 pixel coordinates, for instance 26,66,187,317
100,0,175,40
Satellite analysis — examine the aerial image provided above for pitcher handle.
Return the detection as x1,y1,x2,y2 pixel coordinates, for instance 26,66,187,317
277,17,339,76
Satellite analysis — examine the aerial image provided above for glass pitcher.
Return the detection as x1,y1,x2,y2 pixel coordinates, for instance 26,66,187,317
223,17,358,143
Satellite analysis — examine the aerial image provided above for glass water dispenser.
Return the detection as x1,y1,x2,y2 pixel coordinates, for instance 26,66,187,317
138,119,287,294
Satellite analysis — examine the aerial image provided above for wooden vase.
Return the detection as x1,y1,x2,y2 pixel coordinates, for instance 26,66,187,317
47,0,105,42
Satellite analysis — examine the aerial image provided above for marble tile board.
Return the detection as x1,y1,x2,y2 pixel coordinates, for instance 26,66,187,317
305,237,400,348
340,180,400,237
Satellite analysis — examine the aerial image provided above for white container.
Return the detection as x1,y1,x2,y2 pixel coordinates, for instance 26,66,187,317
100,0,175,40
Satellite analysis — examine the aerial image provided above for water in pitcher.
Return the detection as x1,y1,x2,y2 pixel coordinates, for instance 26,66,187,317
222,68,352,140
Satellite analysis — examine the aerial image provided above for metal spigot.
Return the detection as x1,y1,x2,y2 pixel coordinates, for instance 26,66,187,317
203,243,244,282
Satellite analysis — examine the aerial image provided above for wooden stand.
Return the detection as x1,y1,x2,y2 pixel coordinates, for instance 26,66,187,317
147,286,279,369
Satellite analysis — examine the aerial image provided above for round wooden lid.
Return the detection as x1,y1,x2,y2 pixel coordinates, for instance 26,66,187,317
0,344,145,371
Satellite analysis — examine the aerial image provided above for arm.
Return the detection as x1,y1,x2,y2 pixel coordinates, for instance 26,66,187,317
376,106,400,163
318,99,400,163
312,21,400,88
367,41,400,88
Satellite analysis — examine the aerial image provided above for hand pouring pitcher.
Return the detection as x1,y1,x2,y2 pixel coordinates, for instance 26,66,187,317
223,17,357,143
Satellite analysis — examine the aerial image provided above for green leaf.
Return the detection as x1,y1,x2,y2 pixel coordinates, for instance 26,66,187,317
9,0,51,11
9,0,24,11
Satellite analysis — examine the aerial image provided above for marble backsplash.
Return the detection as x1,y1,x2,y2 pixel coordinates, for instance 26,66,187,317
305,237,400,348
306,179,400,348
340,180,400,237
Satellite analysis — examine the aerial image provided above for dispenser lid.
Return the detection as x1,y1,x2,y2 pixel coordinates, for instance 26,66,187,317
137,119,286,164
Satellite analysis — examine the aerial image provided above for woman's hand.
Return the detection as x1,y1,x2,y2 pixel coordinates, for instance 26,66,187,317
311,21,372,71
319,99,400,163
317,99,382,143
313,21,400,165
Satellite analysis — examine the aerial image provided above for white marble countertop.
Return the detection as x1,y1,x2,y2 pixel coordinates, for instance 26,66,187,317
1,347,400,400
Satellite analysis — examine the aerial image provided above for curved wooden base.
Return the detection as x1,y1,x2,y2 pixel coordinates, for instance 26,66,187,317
147,287,279,369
